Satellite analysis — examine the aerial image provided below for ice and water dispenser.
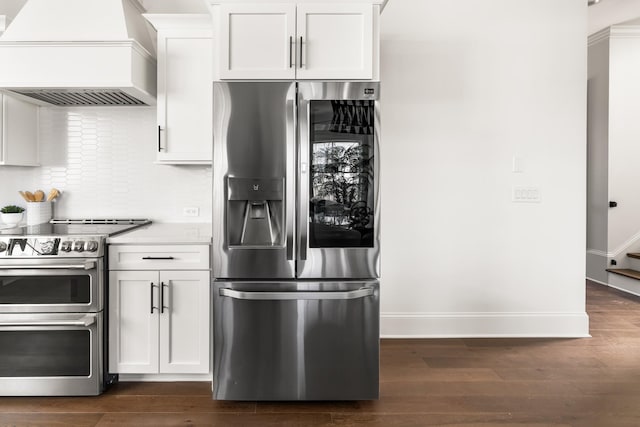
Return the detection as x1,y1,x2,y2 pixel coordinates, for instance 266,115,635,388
227,177,284,247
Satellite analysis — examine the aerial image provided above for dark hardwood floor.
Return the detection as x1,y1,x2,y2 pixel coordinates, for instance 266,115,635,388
2,281,640,426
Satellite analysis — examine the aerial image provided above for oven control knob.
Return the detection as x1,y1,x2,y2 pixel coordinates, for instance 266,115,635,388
39,240,56,255
60,241,72,252
73,241,85,252
85,240,99,252
0,241,6,253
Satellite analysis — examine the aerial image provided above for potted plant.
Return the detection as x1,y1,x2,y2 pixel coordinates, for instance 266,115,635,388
1,205,25,227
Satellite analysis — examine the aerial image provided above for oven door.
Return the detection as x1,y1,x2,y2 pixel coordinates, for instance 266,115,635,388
0,258,102,313
0,312,103,396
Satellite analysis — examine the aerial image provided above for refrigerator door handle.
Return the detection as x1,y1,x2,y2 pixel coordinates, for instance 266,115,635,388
286,91,296,261
298,161,308,261
219,287,374,301
298,96,310,262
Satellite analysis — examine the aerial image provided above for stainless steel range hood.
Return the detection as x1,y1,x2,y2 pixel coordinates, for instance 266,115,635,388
0,0,156,106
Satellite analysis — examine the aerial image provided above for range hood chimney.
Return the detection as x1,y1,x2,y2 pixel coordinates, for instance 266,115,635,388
0,0,156,106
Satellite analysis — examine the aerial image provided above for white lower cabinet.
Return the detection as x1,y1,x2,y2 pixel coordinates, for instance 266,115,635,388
109,269,209,374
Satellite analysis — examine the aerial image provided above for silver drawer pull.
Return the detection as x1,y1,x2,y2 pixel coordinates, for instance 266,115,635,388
219,287,374,301
142,256,175,260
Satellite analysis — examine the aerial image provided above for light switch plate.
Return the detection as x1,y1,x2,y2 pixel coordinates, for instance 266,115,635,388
512,156,524,173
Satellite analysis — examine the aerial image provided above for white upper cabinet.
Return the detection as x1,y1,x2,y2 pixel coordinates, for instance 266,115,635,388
0,93,39,166
212,1,383,81
144,15,213,165
296,4,372,79
219,3,296,80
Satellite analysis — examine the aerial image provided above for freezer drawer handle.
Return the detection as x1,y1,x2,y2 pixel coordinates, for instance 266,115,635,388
219,287,374,301
0,315,96,327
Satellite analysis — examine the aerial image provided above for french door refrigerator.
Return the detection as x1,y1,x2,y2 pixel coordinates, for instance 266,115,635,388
212,81,380,401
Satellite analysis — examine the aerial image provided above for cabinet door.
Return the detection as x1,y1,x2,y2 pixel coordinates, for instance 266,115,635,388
157,28,213,164
296,4,373,80
159,271,210,374
218,3,296,79
0,93,39,166
109,271,160,374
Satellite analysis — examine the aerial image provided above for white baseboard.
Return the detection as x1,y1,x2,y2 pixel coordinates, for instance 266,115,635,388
607,273,640,297
586,276,609,286
380,312,590,338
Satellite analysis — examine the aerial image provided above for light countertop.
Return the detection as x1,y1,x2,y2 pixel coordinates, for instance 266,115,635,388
107,222,212,245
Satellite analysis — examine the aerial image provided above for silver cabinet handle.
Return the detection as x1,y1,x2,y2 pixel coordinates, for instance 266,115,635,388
219,287,374,301
161,282,169,314
289,36,294,68
158,125,164,152
0,261,95,270
150,282,158,314
299,36,304,68
0,315,96,327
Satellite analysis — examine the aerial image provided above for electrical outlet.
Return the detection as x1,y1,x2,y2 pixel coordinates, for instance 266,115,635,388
183,207,199,217
512,186,541,203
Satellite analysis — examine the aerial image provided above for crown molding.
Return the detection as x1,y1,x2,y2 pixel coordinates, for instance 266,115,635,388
588,27,610,46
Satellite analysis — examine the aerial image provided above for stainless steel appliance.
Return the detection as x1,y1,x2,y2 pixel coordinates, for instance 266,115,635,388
0,218,150,396
212,82,380,401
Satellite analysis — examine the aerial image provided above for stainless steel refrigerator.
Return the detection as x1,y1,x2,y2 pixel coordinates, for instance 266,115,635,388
212,81,380,401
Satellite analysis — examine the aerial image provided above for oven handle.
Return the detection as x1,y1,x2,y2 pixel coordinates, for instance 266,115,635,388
0,314,96,327
219,287,374,301
0,261,96,270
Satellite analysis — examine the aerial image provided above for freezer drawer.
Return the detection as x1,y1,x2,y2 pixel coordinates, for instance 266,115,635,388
212,280,379,401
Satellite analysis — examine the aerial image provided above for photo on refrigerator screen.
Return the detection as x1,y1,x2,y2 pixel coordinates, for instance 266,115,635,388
309,100,375,248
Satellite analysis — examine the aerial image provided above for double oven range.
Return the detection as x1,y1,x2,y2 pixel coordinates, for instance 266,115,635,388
0,219,150,396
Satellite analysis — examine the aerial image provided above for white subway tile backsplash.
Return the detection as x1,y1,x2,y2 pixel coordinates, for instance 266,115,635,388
0,106,212,223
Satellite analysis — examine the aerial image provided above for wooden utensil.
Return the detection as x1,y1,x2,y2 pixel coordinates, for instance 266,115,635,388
24,191,36,202
34,190,45,202
46,188,60,202
18,191,30,202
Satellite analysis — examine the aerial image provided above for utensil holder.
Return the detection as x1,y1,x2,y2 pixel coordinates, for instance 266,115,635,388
26,201,52,225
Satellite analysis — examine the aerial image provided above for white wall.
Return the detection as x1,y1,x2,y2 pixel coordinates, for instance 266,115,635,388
608,31,640,252
589,0,640,35
586,34,609,284
379,0,588,336
0,0,590,337
586,25,640,291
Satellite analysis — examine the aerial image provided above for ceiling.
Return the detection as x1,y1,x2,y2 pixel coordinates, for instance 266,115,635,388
588,0,640,34
1,0,640,38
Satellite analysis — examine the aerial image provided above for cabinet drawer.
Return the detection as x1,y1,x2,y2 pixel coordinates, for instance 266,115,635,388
109,245,210,270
